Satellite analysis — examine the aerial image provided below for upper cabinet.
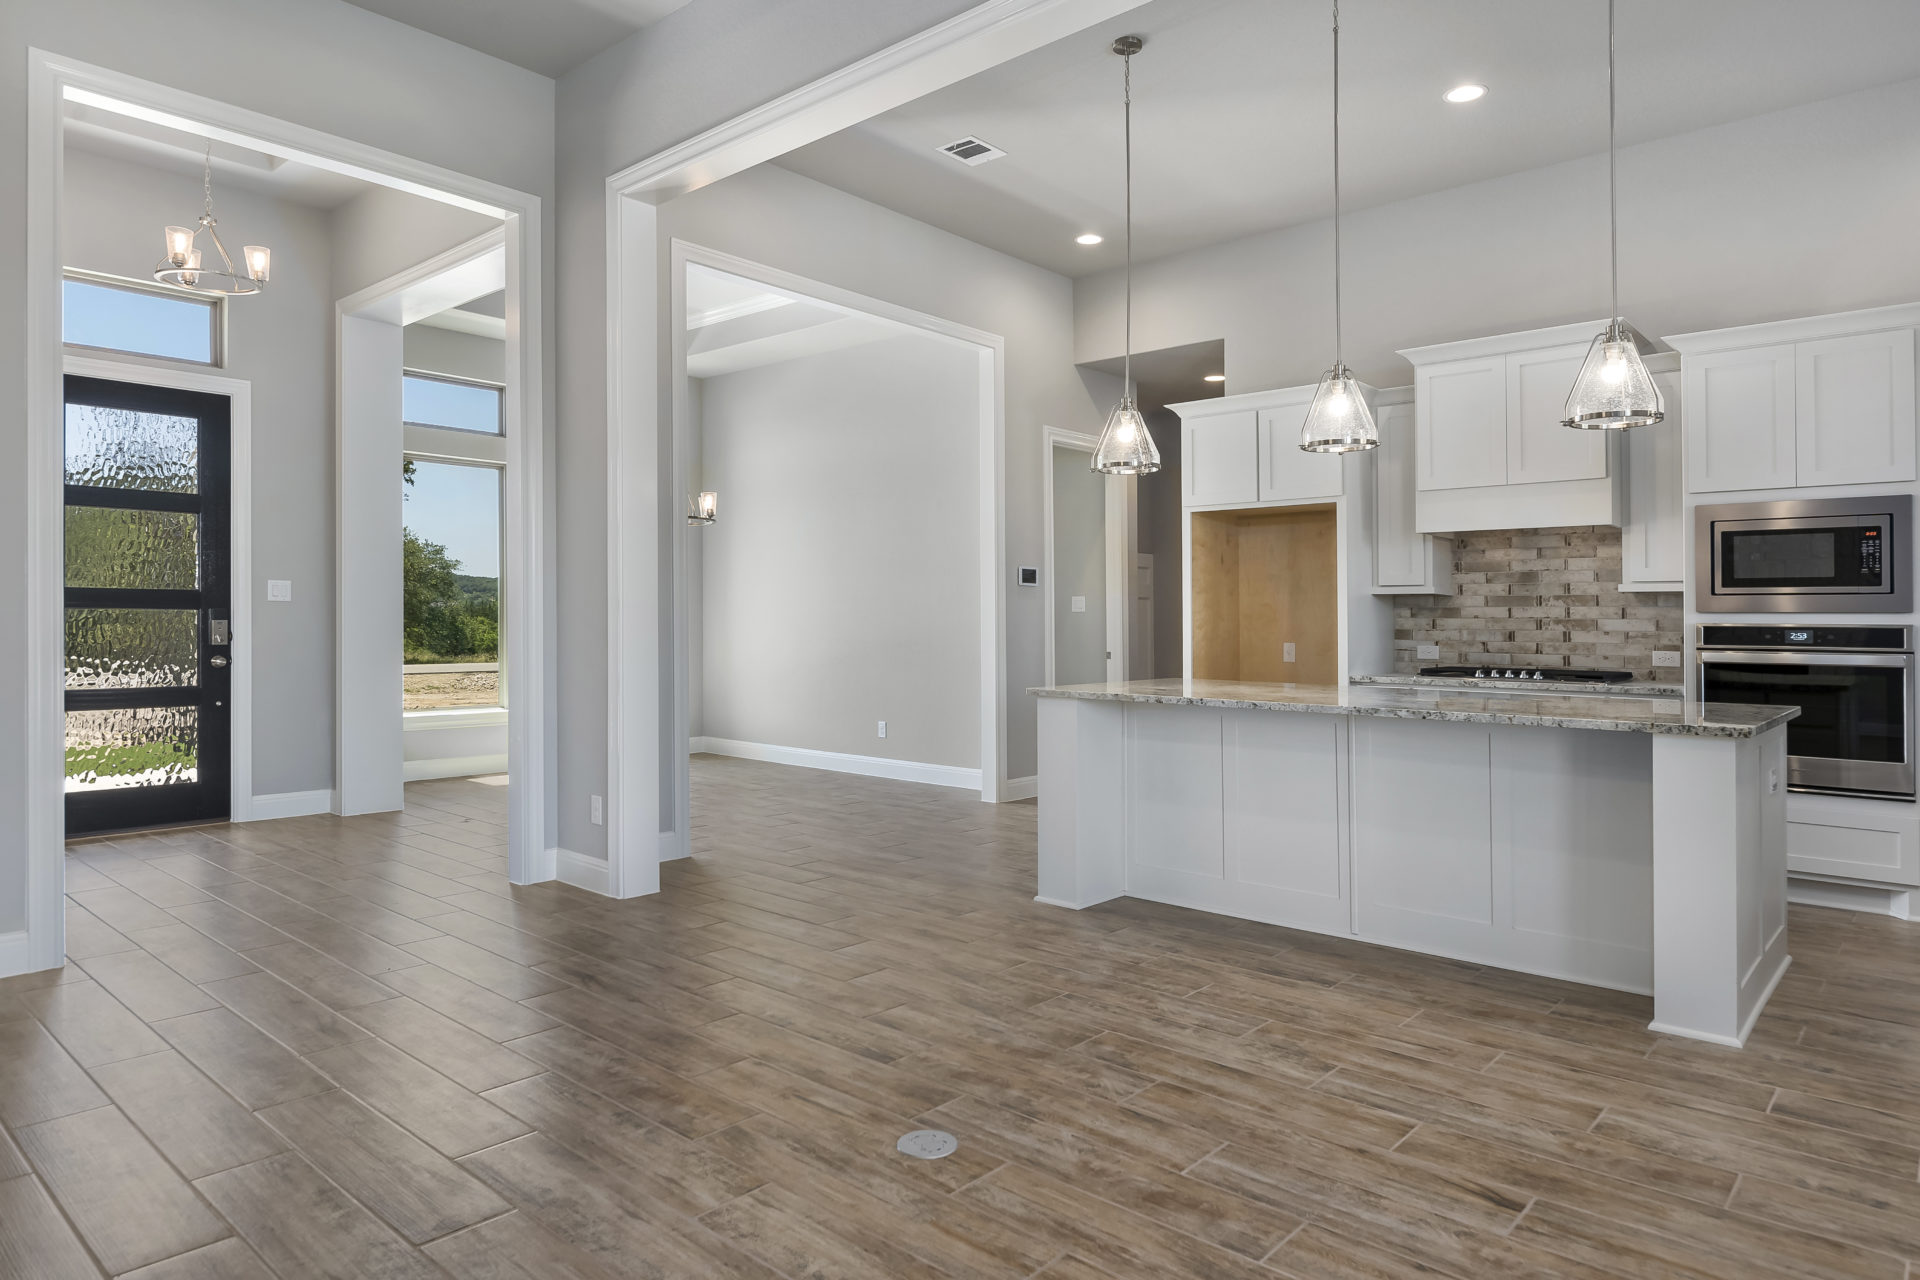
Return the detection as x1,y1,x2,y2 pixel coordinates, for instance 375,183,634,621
1170,386,1350,510
1620,366,1685,593
1667,307,1919,494
1371,398,1452,595
1400,321,1622,534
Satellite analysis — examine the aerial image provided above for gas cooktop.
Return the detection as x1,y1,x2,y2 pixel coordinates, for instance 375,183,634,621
1417,666,1636,684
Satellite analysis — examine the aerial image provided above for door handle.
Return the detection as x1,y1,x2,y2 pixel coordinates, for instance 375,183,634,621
209,654,230,668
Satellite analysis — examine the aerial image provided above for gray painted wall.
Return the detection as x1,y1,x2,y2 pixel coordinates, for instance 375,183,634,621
333,186,502,304
63,148,337,799
403,326,506,385
1051,445,1107,688
697,334,981,770
1,0,553,940
1074,75,1920,393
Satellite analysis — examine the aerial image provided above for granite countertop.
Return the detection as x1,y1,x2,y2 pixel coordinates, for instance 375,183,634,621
1351,673,1686,697
1031,678,1796,738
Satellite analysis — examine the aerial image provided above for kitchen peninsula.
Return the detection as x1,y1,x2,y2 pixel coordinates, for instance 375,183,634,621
1034,678,1797,1047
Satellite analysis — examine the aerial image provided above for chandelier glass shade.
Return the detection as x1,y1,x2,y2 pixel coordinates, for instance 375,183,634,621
1092,35,1163,476
156,145,270,297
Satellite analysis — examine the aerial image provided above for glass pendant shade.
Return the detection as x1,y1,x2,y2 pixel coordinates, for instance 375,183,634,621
1561,322,1663,430
687,490,718,524
243,245,271,283
1300,364,1378,453
1093,396,1160,474
163,226,195,266
153,148,268,297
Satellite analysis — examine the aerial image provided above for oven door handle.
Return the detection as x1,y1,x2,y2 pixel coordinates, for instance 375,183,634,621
1696,650,1914,668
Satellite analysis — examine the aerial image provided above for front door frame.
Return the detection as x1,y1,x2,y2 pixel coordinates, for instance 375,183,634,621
25,49,549,975
62,354,255,827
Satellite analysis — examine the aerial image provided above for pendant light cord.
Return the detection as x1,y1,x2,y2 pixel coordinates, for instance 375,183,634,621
1122,47,1134,401
1331,0,1343,371
1607,0,1618,330
203,143,215,223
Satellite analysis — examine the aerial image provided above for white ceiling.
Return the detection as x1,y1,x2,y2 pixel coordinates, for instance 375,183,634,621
778,0,1920,277
340,0,695,77
685,265,899,377
63,101,375,210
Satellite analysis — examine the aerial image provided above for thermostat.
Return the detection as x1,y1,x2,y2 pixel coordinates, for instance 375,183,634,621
1018,566,1039,587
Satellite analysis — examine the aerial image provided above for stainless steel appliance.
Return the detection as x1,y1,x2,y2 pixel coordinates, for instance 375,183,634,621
1694,495,1911,613
1697,625,1915,798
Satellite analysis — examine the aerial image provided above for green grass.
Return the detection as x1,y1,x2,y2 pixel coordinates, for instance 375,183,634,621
66,742,196,779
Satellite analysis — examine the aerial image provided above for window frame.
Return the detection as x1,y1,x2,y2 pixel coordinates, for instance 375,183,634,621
401,369,505,436
62,269,224,368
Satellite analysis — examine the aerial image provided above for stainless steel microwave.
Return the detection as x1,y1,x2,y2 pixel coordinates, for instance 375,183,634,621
1695,495,1911,613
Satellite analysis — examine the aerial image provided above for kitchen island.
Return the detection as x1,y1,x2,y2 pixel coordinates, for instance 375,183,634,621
1034,678,1798,1046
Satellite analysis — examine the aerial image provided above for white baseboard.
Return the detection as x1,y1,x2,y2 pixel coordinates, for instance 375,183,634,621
0,931,31,979
690,736,980,791
553,847,610,895
1003,775,1038,801
659,830,689,861
403,754,509,783
1790,875,1915,920
246,790,334,822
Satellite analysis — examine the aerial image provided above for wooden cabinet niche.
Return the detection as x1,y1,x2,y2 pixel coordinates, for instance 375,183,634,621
1191,504,1338,686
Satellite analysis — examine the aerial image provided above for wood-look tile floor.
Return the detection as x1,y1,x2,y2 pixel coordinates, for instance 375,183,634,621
8,758,1920,1277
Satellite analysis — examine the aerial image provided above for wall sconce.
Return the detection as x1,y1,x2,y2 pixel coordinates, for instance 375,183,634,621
687,491,718,525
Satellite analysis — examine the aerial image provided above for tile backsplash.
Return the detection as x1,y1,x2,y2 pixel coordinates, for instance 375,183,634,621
1393,526,1684,680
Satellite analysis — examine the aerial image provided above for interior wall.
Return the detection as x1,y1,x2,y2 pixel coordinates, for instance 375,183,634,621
332,185,503,303
1138,404,1184,678
1051,444,1107,687
2,0,554,944
1074,75,1920,395
403,325,505,384
697,333,980,769
61,148,336,799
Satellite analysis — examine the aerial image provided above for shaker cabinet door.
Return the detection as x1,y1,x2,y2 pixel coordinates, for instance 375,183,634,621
1416,355,1506,491
1506,342,1609,485
1795,329,1916,488
1257,403,1344,502
1621,370,1684,591
1184,410,1259,507
1684,344,1796,493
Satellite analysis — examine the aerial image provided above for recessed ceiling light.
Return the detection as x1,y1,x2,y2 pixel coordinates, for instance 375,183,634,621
1443,83,1487,105
1075,233,1104,245
1203,374,1226,383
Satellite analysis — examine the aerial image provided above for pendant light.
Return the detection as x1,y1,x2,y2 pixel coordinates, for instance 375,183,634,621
1300,0,1377,454
155,143,270,297
1561,0,1662,429
687,491,718,525
1092,35,1161,476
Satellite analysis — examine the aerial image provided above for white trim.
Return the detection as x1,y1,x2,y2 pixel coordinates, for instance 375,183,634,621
1666,300,1920,355
247,790,333,821
604,0,1143,904
692,736,982,791
1790,876,1917,920
26,50,552,976
404,708,508,731
404,754,510,783
1648,955,1792,1049
0,931,31,979
1040,425,1128,688
62,355,255,824
554,847,611,894
1004,775,1039,801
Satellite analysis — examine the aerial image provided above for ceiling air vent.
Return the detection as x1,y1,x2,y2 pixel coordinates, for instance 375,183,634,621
937,136,1005,166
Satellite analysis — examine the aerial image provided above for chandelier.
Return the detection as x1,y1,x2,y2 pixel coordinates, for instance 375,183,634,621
156,143,270,296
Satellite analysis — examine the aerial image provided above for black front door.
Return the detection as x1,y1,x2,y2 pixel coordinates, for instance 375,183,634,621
64,375,232,835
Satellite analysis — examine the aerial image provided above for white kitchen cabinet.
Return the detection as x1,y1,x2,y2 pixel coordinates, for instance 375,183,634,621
1414,355,1506,491
1257,403,1344,502
1787,792,1920,887
1620,367,1685,592
1796,330,1916,488
1668,306,1920,493
1507,342,1609,485
1183,409,1258,507
1371,399,1452,594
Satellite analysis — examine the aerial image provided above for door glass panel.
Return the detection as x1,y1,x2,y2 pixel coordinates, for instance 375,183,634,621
1704,663,1906,763
65,706,199,791
65,404,199,493
65,609,198,688
65,507,199,590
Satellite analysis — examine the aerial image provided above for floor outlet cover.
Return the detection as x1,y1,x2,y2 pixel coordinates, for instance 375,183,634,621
896,1129,958,1160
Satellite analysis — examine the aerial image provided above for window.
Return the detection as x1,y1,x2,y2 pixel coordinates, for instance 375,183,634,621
403,372,503,435
402,459,503,711
64,273,219,365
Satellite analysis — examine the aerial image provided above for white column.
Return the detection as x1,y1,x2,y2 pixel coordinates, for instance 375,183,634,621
1036,696,1126,910
1649,725,1791,1046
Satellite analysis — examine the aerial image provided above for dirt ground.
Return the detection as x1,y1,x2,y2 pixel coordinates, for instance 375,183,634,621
402,670,502,711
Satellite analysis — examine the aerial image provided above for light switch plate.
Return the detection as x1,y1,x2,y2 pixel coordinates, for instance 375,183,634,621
589,794,604,825
266,579,292,602
1417,644,1441,660
877,721,888,739
1070,596,1086,613
1651,650,1682,668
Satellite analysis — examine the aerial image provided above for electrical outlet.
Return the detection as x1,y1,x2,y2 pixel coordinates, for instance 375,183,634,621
877,720,887,739
1070,596,1086,613
1417,644,1441,660
1283,642,1297,663
589,794,604,825
266,579,292,602
1652,650,1682,668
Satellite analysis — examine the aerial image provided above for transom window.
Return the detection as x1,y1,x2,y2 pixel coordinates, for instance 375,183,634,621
403,371,503,435
63,272,221,366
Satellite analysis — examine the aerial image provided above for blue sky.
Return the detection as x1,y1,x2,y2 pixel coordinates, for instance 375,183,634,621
64,279,213,362
405,460,500,579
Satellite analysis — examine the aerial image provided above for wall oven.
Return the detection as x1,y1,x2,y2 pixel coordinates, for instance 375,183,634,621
1697,625,1915,799
1695,495,1911,613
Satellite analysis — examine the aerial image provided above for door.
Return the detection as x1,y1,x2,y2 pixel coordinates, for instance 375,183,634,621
1684,344,1796,493
1414,355,1505,491
1256,403,1343,502
64,375,232,834
1183,409,1258,507
1506,343,1608,485
1795,329,1917,488
1699,652,1912,797
1050,443,1110,685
